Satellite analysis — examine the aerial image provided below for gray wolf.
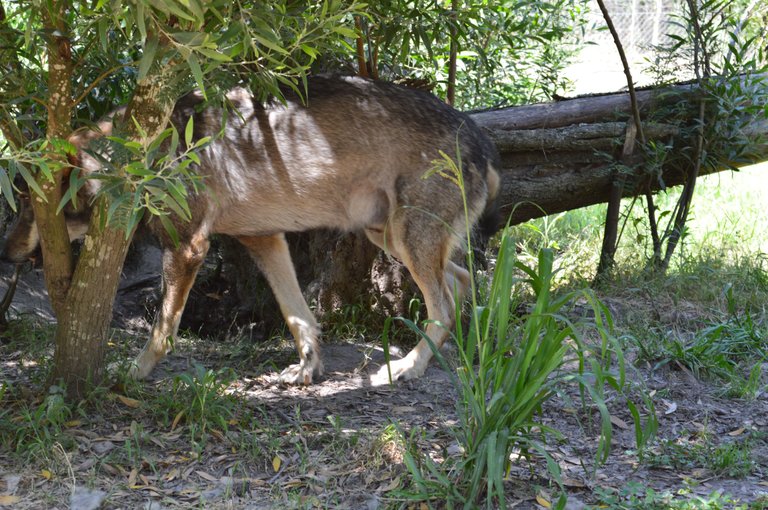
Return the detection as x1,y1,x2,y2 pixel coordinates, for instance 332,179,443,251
1,75,500,384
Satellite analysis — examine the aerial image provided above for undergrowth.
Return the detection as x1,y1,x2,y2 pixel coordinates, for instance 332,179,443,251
512,165,768,397
0,160,765,507
595,482,768,509
391,226,652,509
648,434,756,478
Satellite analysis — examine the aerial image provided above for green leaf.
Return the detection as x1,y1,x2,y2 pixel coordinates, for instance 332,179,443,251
58,186,75,215
187,53,206,100
251,32,290,56
154,0,195,22
185,116,194,147
167,180,190,211
105,137,140,153
162,192,190,221
129,117,149,142
159,214,180,247
147,127,174,154
186,0,205,23
171,31,208,46
106,193,129,226
97,17,109,51
124,163,153,177
125,208,144,239
56,168,85,214
0,167,16,212
332,26,358,38
169,125,180,158
136,2,147,42
138,35,159,80
196,47,231,62
300,44,319,59
191,136,211,149
14,162,45,200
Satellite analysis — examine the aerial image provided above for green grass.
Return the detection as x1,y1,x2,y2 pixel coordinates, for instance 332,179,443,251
594,482,768,509
510,163,768,392
381,158,768,508
135,362,241,449
485,164,768,506
394,231,638,509
511,163,768,289
0,384,78,461
647,434,757,478
392,151,633,507
0,319,57,385
0,160,765,507
0,320,78,461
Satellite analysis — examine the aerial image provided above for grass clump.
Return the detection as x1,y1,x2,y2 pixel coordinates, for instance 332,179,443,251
595,482,767,509
648,434,756,478
148,363,239,446
396,227,647,508
633,286,767,397
0,383,78,461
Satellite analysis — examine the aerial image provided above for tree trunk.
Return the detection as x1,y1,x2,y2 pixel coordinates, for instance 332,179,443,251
51,204,133,394
50,51,179,396
36,1,76,318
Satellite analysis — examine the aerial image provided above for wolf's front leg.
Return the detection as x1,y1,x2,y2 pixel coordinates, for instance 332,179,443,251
237,234,323,385
130,236,209,379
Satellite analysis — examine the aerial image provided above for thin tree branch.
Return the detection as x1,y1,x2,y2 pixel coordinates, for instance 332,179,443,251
595,0,647,146
354,16,368,78
645,190,661,265
73,64,130,106
594,0,655,278
662,100,706,270
595,120,636,281
660,0,711,271
446,0,458,106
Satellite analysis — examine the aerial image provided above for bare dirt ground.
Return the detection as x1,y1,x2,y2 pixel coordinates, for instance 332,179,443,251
1,262,767,509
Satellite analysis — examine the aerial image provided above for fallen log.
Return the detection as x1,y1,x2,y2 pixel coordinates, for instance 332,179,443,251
470,82,768,225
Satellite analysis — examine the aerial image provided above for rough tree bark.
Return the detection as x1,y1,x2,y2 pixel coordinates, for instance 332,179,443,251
35,2,76,318
472,83,767,225
50,53,179,396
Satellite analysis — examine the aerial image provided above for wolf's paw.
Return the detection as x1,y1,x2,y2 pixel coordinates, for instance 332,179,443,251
278,363,313,385
126,362,148,380
126,352,158,380
279,357,323,386
370,355,427,386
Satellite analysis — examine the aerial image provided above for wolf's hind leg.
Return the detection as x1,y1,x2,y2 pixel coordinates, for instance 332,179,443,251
445,260,470,302
371,224,457,383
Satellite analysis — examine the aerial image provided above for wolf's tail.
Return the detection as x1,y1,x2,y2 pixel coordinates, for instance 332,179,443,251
478,163,502,240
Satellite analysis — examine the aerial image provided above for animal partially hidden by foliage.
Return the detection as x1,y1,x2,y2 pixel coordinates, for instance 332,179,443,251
1,75,500,386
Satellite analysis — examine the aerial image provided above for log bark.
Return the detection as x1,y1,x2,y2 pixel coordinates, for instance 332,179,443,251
470,83,768,225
